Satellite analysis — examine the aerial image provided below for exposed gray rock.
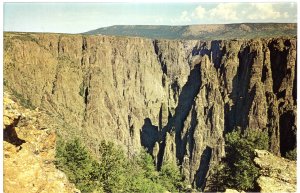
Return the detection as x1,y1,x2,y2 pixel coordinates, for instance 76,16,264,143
254,149,296,192
4,32,297,190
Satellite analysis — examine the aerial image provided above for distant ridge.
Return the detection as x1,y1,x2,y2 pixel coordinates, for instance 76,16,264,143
84,23,297,40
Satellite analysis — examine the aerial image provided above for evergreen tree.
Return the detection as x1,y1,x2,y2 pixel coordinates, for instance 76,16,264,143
97,141,127,192
55,138,101,193
210,129,269,191
55,138,187,192
159,162,185,192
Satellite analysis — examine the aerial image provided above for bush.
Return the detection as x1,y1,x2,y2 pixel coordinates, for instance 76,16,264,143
56,138,186,192
136,149,159,181
286,148,297,160
159,162,185,192
210,129,269,191
55,138,101,192
97,141,127,192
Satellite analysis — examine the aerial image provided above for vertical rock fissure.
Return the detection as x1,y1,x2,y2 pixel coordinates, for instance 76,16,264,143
173,64,201,162
155,63,201,169
269,42,289,94
153,40,167,75
225,45,255,132
193,146,212,191
4,34,297,191
188,104,198,162
279,111,296,156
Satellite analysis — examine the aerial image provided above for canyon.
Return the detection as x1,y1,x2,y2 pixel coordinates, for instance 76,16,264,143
3,32,297,190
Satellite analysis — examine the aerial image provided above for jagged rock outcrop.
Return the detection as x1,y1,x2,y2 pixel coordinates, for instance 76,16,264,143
254,149,296,192
224,149,296,193
3,92,79,193
3,32,297,189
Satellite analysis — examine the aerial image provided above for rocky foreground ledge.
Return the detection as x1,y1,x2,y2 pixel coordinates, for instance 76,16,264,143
225,149,296,193
3,91,79,193
254,149,296,192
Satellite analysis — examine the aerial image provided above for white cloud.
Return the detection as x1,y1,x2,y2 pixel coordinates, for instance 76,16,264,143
290,2,296,8
248,3,281,20
209,3,239,21
174,2,294,25
180,11,191,22
283,12,289,19
171,10,192,24
194,5,206,19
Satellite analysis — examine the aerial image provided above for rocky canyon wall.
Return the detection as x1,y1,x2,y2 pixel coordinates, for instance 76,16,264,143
4,32,297,189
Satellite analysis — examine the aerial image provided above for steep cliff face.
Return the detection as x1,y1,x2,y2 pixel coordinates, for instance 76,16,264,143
4,32,297,189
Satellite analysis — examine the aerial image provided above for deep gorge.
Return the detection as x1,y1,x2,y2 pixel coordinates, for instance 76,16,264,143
4,32,297,190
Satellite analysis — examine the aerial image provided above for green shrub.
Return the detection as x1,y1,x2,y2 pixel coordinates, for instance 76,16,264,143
55,138,101,193
286,148,297,160
136,149,159,181
159,162,185,192
210,129,269,191
55,138,186,192
97,141,127,192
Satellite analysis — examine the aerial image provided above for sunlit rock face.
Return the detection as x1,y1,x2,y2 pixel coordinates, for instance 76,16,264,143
3,92,79,193
4,32,296,189
254,149,296,192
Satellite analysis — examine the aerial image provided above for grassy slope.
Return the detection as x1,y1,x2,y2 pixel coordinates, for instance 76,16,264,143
84,23,297,40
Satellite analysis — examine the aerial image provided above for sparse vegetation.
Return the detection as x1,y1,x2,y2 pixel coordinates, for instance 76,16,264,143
84,23,296,40
11,34,39,43
9,89,35,109
286,148,297,161
210,129,269,192
55,137,187,193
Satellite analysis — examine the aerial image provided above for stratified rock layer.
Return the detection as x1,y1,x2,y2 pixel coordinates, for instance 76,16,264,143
3,92,79,193
254,149,296,192
4,32,297,189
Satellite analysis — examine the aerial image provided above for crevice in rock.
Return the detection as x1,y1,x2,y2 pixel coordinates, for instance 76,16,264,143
173,63,201,163
206,106,214,133
224,45,255,132
177,102,198,167
82,73,92,123
82,36,88,52
224,103,233,134
268,41,289,94
211,40,223,69
51,74,58,95
188,104,197,162
4,115,25,146
52,54,65,95
155,63,201,170
193,146,212,190
84,87,89,105
170,79,180,104
153,40,167,75
57,35,61,55
279,111,296,156
277,89,286,99
140,118,159,154
261,64,268,83
159,104,163,131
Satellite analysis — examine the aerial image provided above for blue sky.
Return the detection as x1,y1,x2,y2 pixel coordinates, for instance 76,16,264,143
3,2,297,33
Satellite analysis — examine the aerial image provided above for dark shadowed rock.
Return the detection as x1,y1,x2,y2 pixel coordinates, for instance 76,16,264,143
4,32,297,190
